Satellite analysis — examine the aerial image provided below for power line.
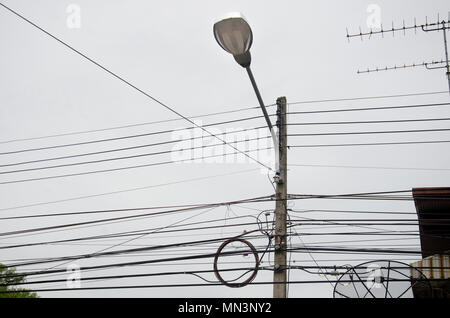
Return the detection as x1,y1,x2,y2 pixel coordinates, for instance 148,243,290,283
1,99,447,147
0,219,262,248
0,222,423,253
0,215,425,250
0,191,258,221
289,237,420,246
2,240,266,276
0,116,269,156
0,196,271,238
0,136,271,175
287,191,450,202
7,262,446,288
287,211,335,288
288,140,450,148
290,208,417,215
1,191,425,228
290,221,423,226
1,243,425,279
0,210,266,242
288,212,419,240
0,221,432,278
0,126,268,168
0,168,260,212
287,128,450,137
286,101,450,114
2,266,272,287
3,234,430,282
41,206,221,272
0,223,430,276
3,233,264,272
33,242,421,252
5,256,421,269
289,232,420,236
4,278,446,294
5,123,450,170
289,190,411,198
0,146,273,185
0,2,272,171
287,91,449,105
0,106,275,146
289,164,450,172
286,117,450,126
288,218,424,223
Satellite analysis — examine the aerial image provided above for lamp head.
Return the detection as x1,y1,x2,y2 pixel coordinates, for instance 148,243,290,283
213,12,253,67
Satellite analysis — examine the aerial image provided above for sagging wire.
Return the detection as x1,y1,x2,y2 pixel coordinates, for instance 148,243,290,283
286,212,294,297
43,206,220,272
287,209,336,288
267,170,276,192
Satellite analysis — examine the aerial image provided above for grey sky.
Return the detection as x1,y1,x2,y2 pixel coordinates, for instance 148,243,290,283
0,0,449,297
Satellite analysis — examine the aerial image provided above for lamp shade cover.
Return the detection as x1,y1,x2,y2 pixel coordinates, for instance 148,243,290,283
213,12,253,56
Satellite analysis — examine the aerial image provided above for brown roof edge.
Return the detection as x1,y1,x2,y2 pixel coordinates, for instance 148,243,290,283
412,187,450,258
413,187,450,195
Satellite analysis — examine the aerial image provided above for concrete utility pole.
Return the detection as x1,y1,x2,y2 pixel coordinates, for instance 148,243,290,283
273,96,288,298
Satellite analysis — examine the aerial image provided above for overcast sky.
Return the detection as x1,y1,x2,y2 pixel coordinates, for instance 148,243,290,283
0,0,449,298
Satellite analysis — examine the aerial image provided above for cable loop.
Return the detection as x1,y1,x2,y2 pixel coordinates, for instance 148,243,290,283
213,238,259,288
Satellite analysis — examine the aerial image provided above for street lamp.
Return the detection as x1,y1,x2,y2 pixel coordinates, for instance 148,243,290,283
214,13,288,298
213,12,280,176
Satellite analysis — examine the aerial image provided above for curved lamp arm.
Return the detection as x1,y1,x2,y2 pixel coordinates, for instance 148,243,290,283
245,66,280,175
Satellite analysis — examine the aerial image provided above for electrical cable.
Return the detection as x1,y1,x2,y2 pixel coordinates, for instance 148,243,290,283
1,191,437,241
0,117,269,157
4,278,448,294
2,99,446,147
0,2,272,171
0,126,268,168
0,107,274,146
0,146,273,185
0,136,271,175
0,168,261,213
2,232,265,276
213,238,260,288
287,91,449,105
286,101,450,114
42,206,221,272
4,229,426,271
0,218,427,251
0,196,272,239
286,128,450,137
288,190,411,198
288,208,416,215
0,184,261,221
285,117,450,126
1,266,270,287
287,211,335,288
289,164,450,172
1,243,426,280
288,140,450,148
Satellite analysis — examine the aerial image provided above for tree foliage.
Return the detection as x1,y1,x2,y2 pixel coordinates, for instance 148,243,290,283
0,263,38,298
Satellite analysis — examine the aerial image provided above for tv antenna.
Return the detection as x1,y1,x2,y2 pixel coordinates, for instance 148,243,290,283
346,14,450,93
